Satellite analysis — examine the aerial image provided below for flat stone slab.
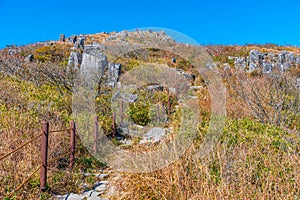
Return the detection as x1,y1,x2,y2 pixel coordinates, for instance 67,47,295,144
139,127,165,144
66,193,82,200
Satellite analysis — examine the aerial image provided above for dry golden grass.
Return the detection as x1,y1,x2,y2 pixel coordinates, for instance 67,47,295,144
1,38,299,200
112,121,299,200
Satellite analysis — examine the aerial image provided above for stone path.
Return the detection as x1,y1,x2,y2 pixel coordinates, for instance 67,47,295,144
54,169,117,200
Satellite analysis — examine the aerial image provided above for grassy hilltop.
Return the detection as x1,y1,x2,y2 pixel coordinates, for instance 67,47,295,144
0,31,299,199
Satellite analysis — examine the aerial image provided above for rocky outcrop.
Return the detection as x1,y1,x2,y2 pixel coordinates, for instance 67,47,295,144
80,48,108,81
24,54,34,62
59,34,65,42
233,50,300,73
67,41,123,88
108,62,121,87
67,52,82,71
296,78,300,90
104,30,175,43
139,127,166,144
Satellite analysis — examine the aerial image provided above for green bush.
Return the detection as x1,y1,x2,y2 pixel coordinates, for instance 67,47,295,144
128,101,151,126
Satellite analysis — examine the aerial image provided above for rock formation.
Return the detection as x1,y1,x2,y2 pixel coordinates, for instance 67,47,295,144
233,50,300,73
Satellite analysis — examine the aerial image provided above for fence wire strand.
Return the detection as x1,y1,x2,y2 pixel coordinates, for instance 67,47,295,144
0,132,43,161
48,151,71,164
1,123,76,197
49,128,72,133
8,164,43,198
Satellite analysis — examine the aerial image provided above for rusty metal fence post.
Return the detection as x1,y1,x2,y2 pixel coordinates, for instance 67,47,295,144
168,95,171,116
94,116,98,154
69,121,76,169
40,121,49,191
120,100,124,124
112,112,116,137
156,104,160,122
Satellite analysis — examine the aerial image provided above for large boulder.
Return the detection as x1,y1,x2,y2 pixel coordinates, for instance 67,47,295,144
80,48,108,81
108,62,121,87
139,127,166,144
67,51,82,71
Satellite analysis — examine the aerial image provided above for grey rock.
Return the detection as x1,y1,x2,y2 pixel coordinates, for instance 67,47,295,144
81,190,93,198
66,193,81,200
68,35,77,44
169,87,176,94
55,194,67,200
119,92,138,103
74,36,85,49
80,49,108,81
296,55,300,64
68,51,82,71
249,50,259,63
108,62,121,87
94,181,108,192
262,63,272,73
139,127,166,144
8,49,17,55
267,52,275,60
234,57,246,69
175,68,195,81
249,63,257,72
278,51,287,64
89,191,101,197
87,197,108,200
224,64,230,70
183,73,195,80
234,49,299,74
296,78,300,89
96,174,109,179
24,54,34,62
147,85,164,92
280,62,291,72
59,34,65,42
120,139,133,145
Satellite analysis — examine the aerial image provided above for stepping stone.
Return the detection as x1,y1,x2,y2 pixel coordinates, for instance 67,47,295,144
96,174,109,179
94,181,109,192
66,193,81,200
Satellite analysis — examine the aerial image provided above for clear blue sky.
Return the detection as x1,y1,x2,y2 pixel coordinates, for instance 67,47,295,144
0,0,300,48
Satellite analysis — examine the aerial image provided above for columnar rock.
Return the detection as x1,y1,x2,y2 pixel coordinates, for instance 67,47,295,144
234,50,299,73
80,48,108,81
108,62,121,87
68,35,77,44
59,34,65,42
234,57,246,69
74,35,85,49
67,51,82,71
262,63,272,73
24,54,34,62
296,78,300,90
296,55,300,65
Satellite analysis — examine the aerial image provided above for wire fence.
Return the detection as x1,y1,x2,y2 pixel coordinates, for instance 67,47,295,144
0,121,76,198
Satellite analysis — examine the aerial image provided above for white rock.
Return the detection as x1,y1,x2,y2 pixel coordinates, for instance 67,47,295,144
94,181,108,192
66,193,82,200
54,194,67,200
139,127,165,144
89,191,101,197
96,174,109,179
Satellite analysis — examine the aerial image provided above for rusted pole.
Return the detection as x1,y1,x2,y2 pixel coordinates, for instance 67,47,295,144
69,121,76,169
112,112,116,138
156,104,160,122
40,121,49,191
167,95,171,116
120,100,124,124
94,116,98,155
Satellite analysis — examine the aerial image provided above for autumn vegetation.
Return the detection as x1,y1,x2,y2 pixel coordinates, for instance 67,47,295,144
0,40,299,200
